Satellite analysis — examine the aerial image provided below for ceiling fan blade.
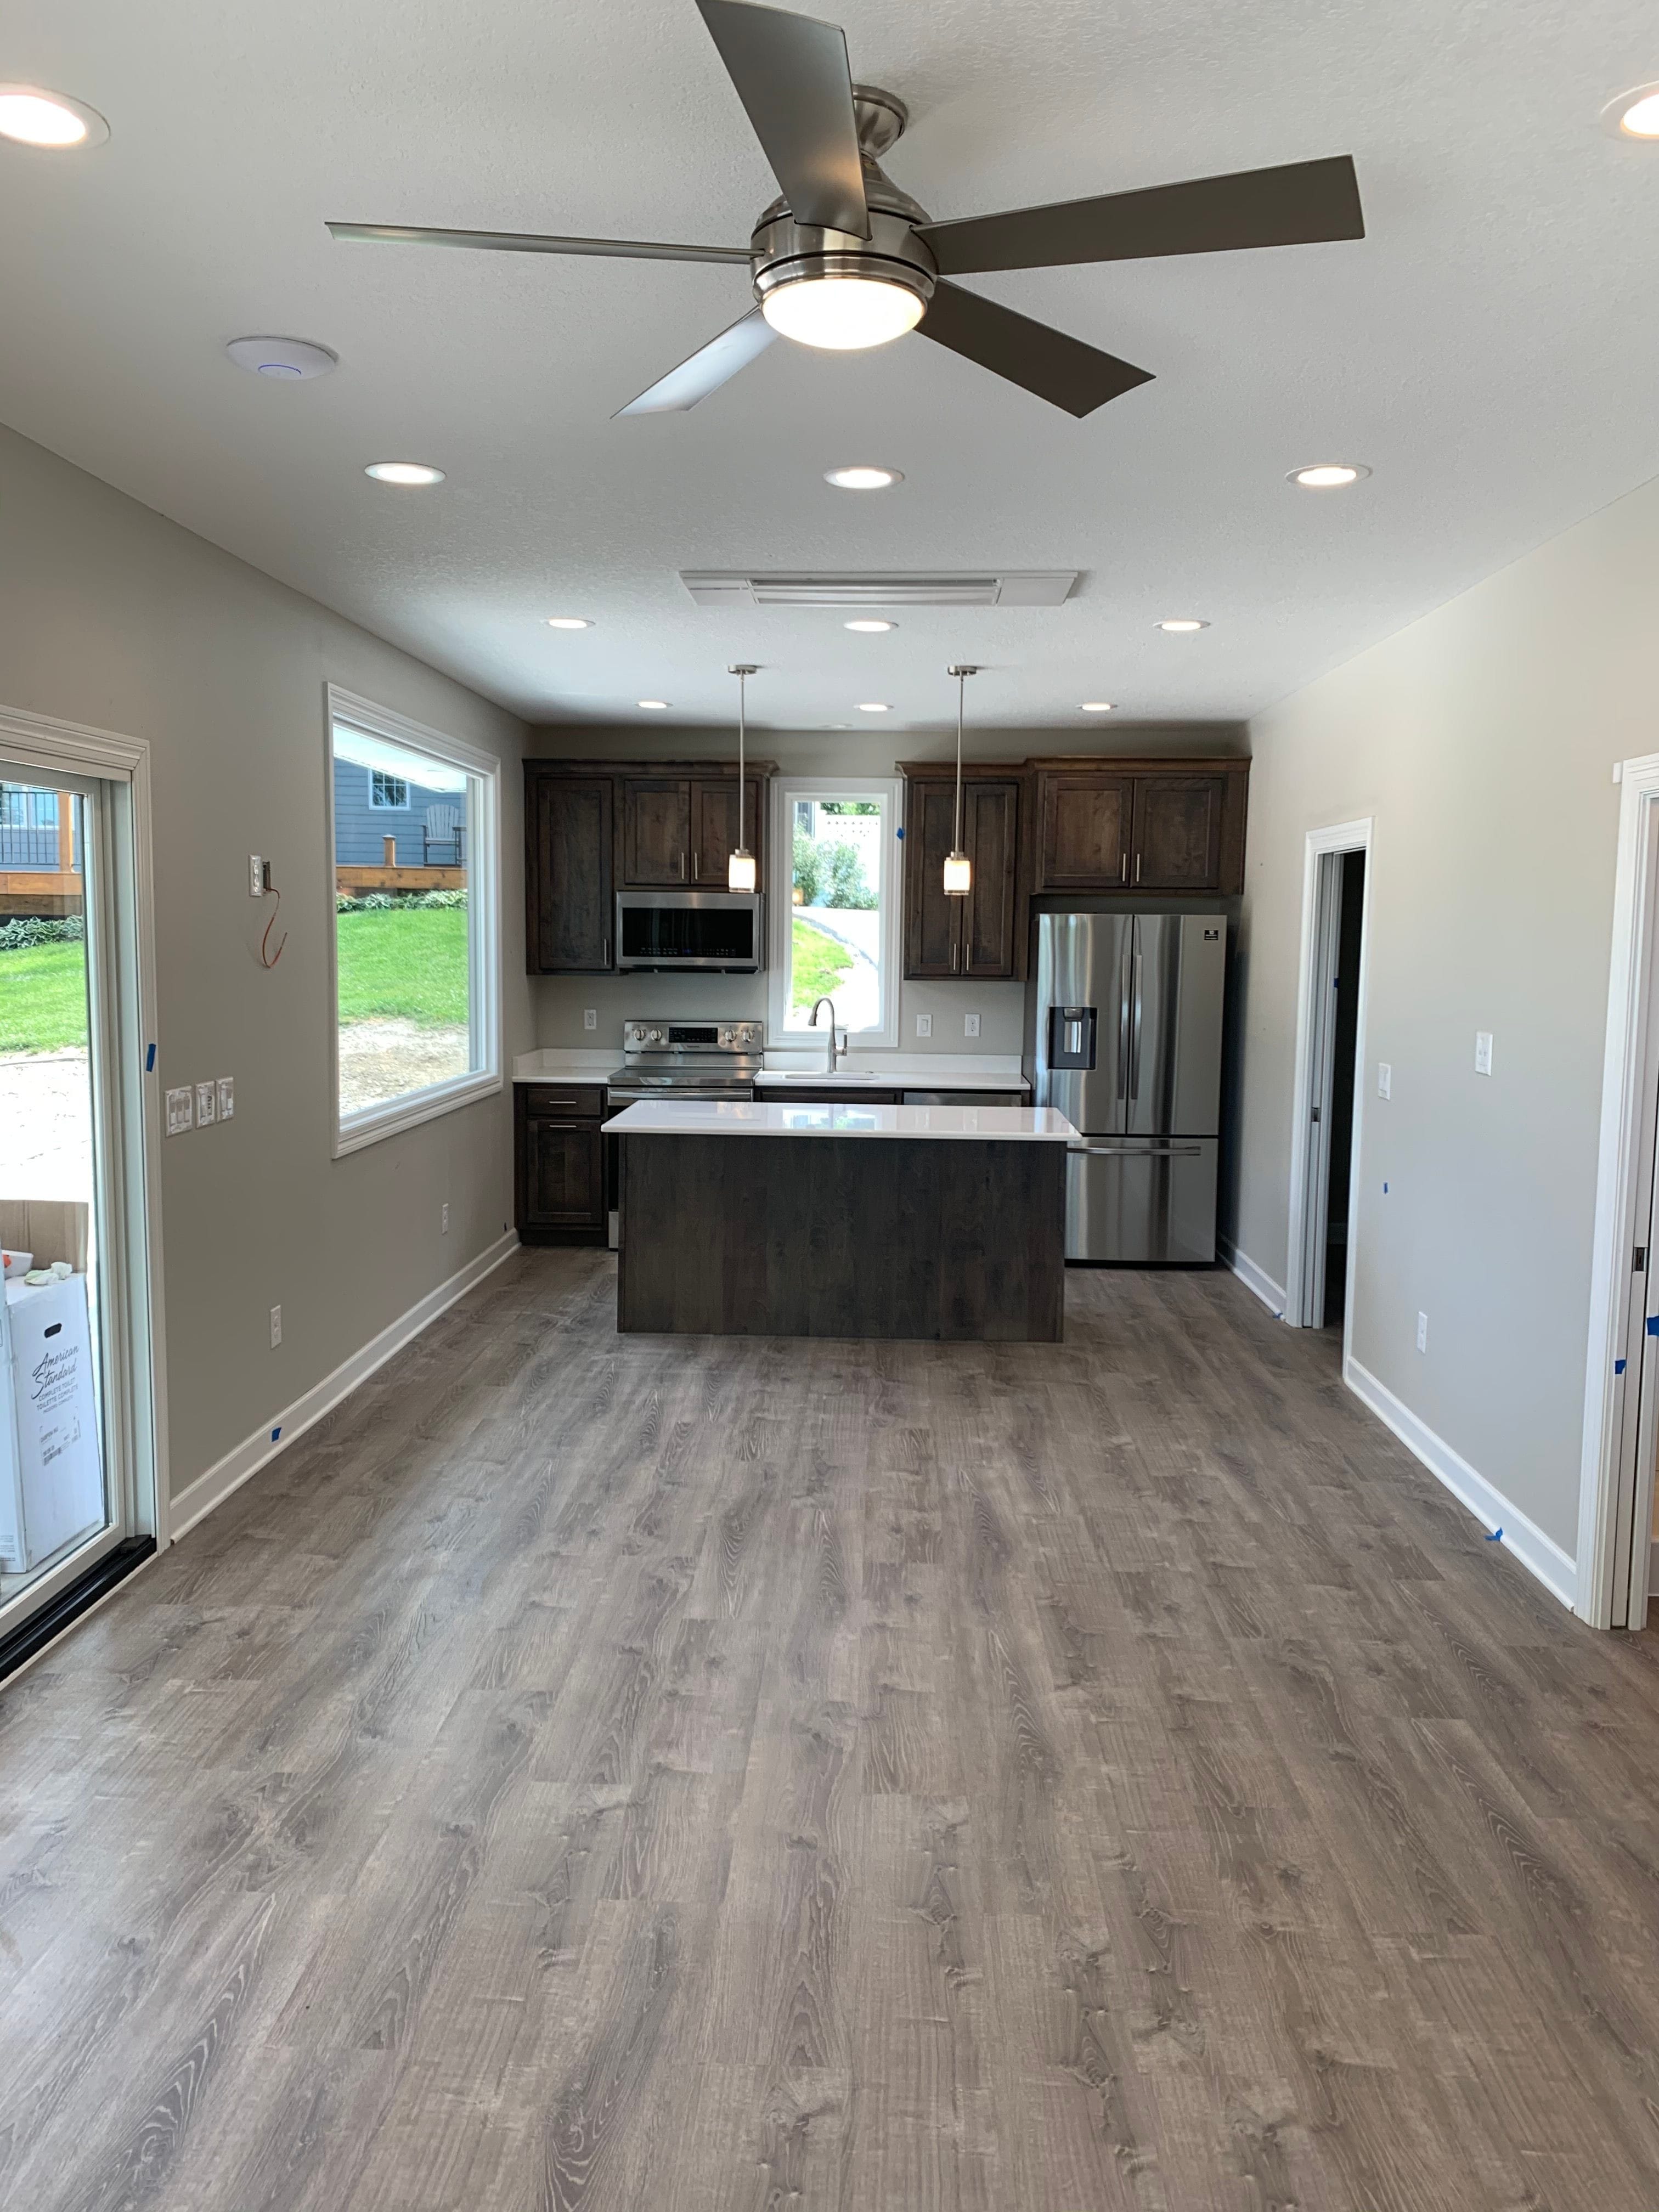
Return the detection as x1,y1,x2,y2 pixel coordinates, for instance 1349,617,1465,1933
326,221,751,266
917,155,1364,275
616,306,780,415
693,0,869,238
918,282,1152,419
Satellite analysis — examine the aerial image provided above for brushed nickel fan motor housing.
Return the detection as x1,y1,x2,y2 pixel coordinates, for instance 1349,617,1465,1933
749,84,938,321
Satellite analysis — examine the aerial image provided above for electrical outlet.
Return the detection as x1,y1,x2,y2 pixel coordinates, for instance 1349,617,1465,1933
195,1080,216,1127
270,1304,283,1348
964,1012,981,1037
1475,1031,1493,1076
1416,1311,1428,1353
916,1013,933,1039
165,1086,193,1136
1378,1062,1392,1099
584,1007,597,1031
442,1201,449,1234
217,1076,234,1120
249,854,266,898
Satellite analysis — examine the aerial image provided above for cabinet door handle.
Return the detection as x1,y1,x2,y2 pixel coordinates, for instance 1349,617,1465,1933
679,851,687,879
1135,851,1142,885
693,849,699,879
1121,852,1127,883
602,935,610,967
951,939,959,973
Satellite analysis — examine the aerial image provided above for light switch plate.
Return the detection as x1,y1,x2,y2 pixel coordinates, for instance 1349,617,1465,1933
1416,1311,1429,1353
915,1013,933,1039
165,1086,193,1136
583,1008,597,1031
249,854,264,898
1378,1062,1392,1099
1474,1031,1493,1076
964,1012,981,1037
195,1081,216,1126
217,1076,234,1119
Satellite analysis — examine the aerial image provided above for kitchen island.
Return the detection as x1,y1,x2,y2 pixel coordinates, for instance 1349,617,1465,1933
608,1098,1078,1341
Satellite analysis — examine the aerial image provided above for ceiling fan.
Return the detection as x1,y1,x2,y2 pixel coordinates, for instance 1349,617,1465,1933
328,0,1364,420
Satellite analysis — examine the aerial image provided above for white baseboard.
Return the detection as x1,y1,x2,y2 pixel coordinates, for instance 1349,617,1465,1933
1218,1236,1286,1320
168,1231,519,1543
1345,1356,1577,1611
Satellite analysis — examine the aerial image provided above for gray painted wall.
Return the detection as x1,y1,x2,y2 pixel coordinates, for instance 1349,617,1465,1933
528,720,1245,1057
1232,467,1659,1559
0,423,533,1499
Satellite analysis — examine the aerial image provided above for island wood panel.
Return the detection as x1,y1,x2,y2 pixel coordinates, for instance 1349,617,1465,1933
618,1133,1065,1340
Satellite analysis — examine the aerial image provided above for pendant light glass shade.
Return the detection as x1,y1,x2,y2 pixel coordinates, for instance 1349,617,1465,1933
727,662,757,892
944,664,978,898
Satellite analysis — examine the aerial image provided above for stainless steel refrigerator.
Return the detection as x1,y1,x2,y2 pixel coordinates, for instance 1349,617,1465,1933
1028,912,1226,1263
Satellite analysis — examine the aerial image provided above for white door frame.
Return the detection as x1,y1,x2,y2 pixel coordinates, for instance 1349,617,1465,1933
1285,819,1374,1352
1577,752,1659,1629
0,701,169,1573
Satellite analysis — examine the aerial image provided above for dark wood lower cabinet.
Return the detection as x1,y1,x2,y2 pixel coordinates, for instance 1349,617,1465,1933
515,1084,607,1244
618,1133,1065,1340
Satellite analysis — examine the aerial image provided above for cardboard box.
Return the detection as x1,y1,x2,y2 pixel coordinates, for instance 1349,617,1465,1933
0,1273,105,1574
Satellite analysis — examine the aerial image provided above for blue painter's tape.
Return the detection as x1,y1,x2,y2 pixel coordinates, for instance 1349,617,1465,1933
1647,1315,1658,1337
270,1426,281,1442
1616,1358,1628,1374
1485,1527,1503,1542
895,826,904,839
1383,1181,1389,1194
145,1042,156,1071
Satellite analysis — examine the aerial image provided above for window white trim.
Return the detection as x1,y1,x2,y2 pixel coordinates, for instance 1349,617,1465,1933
324,686,501,1158
767,775,901,1050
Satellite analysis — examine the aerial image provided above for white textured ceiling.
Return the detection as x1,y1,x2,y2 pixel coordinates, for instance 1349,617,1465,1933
2,1,1657,731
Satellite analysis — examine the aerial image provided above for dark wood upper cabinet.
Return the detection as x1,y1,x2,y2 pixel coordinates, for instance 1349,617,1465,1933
689,775,763,887
525,770,613,973
1132,774,1226,891
961,781,1020,977
1031,760,1248,898
902,773,1022,980
620,777,692,885
1038,772,1133,891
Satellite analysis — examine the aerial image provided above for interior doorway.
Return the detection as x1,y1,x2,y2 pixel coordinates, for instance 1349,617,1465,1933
0,714,163,1680
1285,820,1373,1353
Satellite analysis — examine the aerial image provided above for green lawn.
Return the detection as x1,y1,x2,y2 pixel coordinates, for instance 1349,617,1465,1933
0,941,89,1053
337,906,468,1026
790,916,853,1011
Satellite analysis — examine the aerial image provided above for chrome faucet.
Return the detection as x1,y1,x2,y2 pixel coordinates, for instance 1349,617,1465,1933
808,996,839,1074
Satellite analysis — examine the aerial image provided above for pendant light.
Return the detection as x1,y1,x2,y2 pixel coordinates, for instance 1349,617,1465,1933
727,663,758,892
943,663,978,896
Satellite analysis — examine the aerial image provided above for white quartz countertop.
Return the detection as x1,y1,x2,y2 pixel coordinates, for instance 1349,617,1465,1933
753,1066,1027,1092
512,1048,1028,1090
606,1100,1077,1143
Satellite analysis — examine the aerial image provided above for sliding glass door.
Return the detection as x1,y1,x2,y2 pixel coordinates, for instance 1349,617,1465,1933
1,759,148,1649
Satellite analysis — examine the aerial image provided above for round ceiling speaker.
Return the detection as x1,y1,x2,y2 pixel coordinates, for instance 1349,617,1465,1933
225,336,338,381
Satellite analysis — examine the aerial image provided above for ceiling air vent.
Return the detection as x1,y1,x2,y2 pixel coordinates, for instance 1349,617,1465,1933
679,570,1078,610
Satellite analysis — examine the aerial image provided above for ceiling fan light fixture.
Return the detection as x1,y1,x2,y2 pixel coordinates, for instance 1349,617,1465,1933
760,273,925,351
824,465,903,491
1290,462,1370,489
364,461,445,486
0,84,108,148
1158,618,1208,634
1602,83,1659,139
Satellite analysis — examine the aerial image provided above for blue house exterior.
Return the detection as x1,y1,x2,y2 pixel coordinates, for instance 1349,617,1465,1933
332,763,468,870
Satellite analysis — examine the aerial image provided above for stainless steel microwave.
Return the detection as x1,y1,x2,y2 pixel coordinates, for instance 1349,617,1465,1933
614,890,766,972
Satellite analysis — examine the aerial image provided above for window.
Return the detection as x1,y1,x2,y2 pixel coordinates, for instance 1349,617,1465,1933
327,687,500,1154
768,776,900,1048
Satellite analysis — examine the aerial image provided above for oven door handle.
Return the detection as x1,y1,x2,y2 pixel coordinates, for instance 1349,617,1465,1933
1066,1142,1204,1158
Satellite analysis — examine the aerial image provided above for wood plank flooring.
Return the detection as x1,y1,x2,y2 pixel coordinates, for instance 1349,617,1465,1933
5,1251,1659,2209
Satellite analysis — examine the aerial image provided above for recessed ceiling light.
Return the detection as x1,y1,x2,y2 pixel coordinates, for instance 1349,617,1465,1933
1289,462,1370,489
0,84,109,149
364,461,444,486
844,618,896,633
1602,83,1659,139
226,336,337,381
824,465,904,491
1079,701,1115,713
638,699,670,710
1157,618,1209,633
546,617,593,630
856,702,891,713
